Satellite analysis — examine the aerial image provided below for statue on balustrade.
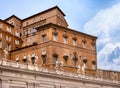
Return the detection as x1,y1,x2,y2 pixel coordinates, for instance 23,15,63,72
23,55,27,63
16,55,19,62
81,65,85,75
3,48,8,60
77,65,81,74
28,53,38,65
28,54,31,64
55,61,63,71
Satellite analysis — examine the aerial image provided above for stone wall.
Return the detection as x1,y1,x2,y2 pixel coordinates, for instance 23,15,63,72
0,59,120,88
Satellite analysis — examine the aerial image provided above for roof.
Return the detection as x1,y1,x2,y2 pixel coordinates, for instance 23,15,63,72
0,19,14,27
22,6,66,21
36,23,97,39
4,15,22,21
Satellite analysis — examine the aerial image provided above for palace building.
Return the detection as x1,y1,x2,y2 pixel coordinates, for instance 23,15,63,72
0,6,120,88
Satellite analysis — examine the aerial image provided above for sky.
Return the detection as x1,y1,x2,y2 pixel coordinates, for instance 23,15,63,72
1,0,120,71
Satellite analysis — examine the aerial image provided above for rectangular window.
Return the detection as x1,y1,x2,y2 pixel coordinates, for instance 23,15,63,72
53,35,57,41
82,42,86,48
26,22,29,26
15,40,19,45
7,26,11,32
53,56,57,64
6,36,11,41
33,27,37,33
15,31,20,37
7,44,11,51
83,63,87,69
42,35,46,42
33,18,35,23
0,33,2,38
0,41,2,48
73,40,77,46
92,64,95,70
63,37,67,44
73,59,77,66
91,45,95,50
0,24,3,28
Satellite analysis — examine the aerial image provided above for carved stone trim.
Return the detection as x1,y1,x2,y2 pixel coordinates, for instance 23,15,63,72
63,34,68,38
52,53,58,57
72,36,77,41
82,59,87,63
41,54,47,57
63,55,69,60
91,42,95,46
91,60,96,65
52,31,58,35
82,38,87,43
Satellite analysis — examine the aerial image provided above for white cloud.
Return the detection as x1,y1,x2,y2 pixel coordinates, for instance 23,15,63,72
83,2,120,71
97,43,120,70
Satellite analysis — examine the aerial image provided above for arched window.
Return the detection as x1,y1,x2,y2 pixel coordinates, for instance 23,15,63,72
63,55,69,65
42,55,47,64
52,28,58,41
91,39,95,50
52,53,58,64
72,34,77,46
82,58,87,69
82,37,87,48
63,32,68,44
73,52,78,66
91,60,96,70
73,58,77,66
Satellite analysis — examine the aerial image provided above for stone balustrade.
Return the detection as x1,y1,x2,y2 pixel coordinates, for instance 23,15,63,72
0,59,119,83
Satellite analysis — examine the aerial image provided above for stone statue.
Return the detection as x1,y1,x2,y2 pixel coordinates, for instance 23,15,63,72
77,65,81,74
23,55,27,63
34,55,38,65
16,55,19,62
3,48,8,59
82,65,85,75
28,54,31,64
112,72,118,81
55,61,63,71
31,53,35,64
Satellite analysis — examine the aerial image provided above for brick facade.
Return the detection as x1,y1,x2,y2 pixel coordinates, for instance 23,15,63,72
0,6,120,87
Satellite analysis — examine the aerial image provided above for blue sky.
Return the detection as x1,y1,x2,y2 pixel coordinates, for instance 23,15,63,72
1,0,120,71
